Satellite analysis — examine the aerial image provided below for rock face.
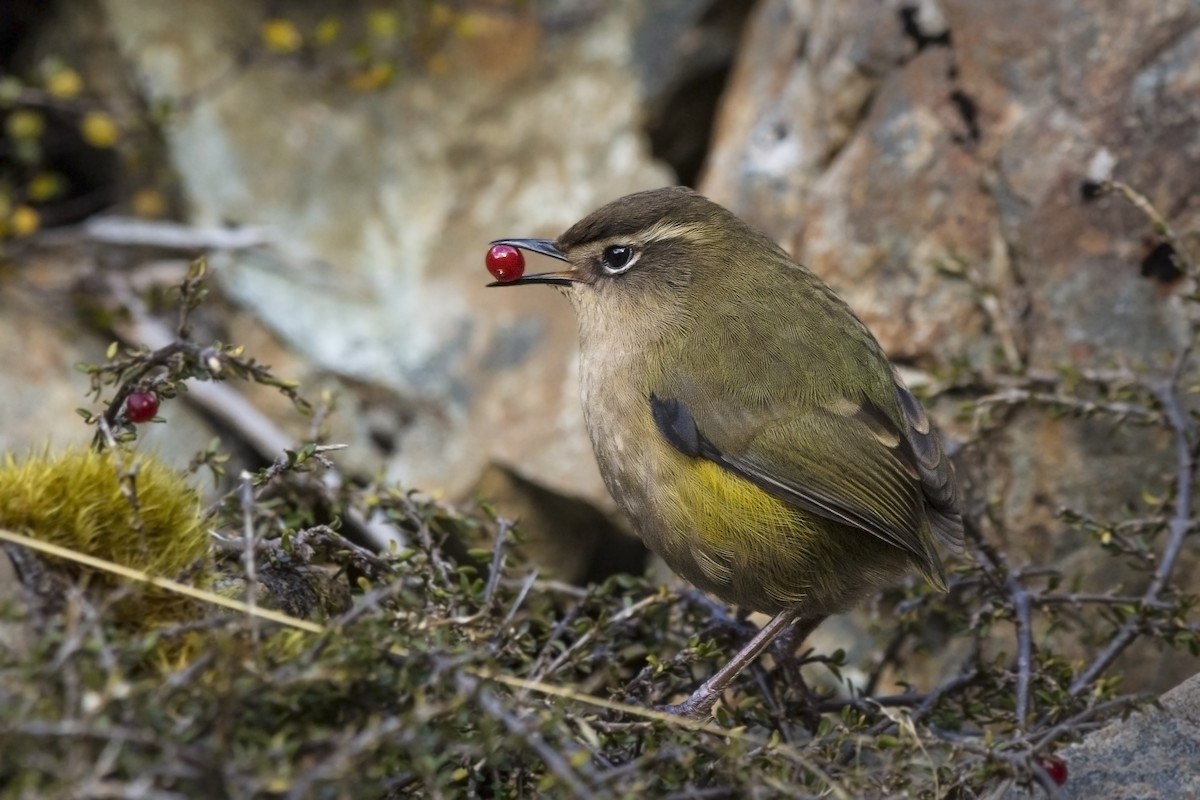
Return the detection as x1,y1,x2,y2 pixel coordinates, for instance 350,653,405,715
700,0,1200,687
706,0,1200,372
98,0,710,504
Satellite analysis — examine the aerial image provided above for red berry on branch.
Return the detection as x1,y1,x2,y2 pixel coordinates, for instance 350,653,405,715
124,391,160,423
486,244,525,283
1035,756,1068,786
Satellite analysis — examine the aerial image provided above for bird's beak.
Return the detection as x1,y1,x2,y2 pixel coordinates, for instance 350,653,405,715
487,239,579,287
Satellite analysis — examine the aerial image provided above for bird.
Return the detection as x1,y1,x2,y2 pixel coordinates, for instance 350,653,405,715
487,186,962,719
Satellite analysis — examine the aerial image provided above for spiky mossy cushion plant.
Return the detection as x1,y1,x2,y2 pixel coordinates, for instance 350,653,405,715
0,447,208,629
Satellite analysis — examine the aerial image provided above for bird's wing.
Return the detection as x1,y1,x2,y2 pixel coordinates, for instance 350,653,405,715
650,381,955,586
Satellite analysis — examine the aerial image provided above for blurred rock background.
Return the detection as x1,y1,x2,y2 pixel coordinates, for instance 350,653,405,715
2,0,1199,705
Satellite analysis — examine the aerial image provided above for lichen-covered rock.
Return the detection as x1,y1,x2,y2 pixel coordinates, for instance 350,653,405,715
99,0,694,506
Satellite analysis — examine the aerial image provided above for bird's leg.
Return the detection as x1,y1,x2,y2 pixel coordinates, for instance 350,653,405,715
662,611,824,721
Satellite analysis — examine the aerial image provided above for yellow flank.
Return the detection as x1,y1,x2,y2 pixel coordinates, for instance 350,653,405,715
657,453,914,614
674,459,802,550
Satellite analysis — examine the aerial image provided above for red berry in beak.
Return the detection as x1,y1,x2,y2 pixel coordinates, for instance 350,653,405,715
486,244,525,282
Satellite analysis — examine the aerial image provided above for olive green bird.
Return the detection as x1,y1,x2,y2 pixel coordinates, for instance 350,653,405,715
489,186,962,719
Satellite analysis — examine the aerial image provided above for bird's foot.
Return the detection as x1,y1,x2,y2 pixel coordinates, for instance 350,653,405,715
657,686,720,722
662,690,715,724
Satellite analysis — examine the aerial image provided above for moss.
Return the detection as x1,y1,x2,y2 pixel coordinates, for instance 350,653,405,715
0,447,208,627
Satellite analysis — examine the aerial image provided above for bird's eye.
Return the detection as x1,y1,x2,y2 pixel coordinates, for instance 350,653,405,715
601,245,638,275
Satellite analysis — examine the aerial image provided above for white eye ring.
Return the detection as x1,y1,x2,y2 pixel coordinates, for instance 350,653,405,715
601,244,639,275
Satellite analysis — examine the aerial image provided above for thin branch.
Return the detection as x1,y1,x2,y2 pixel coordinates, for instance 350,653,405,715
467,678,599,799
1008,571,1034,726
499,569,540,633
1034,593,1172,609
1069,378,1194,695
239,471,261,645
1092,180,1195,271
84,216,273,250
541,593,667,680
972,387,1158,427
482,518,513,606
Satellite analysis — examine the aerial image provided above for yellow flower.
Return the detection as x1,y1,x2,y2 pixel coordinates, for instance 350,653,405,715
26,172,64,203
261,18,303,53
132,188,167,218
367,9,399,41
10,205,40,237
6,109,44,140
429,3,455,29
81,111,120,148
313,17,341,46
45,68,83,99
349,62,393,92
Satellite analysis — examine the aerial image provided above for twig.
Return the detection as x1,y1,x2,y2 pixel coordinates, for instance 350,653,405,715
1069,377,1194,696
0,528,324,634
84,216,273,250
499,569,539,633
482,518,513,606
818,669,979,719
1034,593,1172,609
1091,180,1195,270
963,256,1025,372
1030,695,1149,751
1008,571,1034,727
94,268,399,550
972,387,1158,428
239,471,261,645
540,593,667,681
284,717,405,800
466,677,600,799
94,416,145,537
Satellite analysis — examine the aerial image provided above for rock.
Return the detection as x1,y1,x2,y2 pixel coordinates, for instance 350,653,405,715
639,2,755,186
97,0,703,510
0,252,102,458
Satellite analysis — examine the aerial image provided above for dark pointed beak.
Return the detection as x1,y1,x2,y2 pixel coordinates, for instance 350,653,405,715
487,239,578,287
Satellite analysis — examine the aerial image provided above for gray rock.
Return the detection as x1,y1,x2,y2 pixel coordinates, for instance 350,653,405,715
98,0,694,507
0,262,102,458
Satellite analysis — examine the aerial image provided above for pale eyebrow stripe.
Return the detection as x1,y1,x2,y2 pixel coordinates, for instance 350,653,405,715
639,220,713,244
590,221,713,251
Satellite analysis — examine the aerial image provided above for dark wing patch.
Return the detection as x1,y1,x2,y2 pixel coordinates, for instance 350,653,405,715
649,394,702,458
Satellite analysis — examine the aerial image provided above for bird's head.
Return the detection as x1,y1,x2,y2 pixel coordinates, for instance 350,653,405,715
488,186,783,340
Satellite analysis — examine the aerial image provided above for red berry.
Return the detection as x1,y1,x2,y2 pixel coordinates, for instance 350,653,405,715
124,391,159,423
1035,756,1068,786
486,244,525,282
